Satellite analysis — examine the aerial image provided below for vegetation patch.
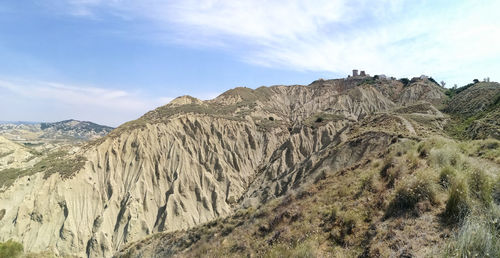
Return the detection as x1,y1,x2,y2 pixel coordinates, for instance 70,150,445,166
0,168,26,190
467,169,493,207
399,78,410,86
443,177,470,224
444,207,500,257
444,86,500,140
304,112,345,128
459,139,500,163
439,166,456,188
384,170,437,218
444,82,475,98
0,150,86,191
0,240,23,258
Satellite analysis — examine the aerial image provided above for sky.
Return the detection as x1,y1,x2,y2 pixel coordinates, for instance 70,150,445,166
0,0,499,126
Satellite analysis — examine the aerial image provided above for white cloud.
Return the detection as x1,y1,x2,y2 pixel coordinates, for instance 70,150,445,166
0,78,172,126
53,0,500,85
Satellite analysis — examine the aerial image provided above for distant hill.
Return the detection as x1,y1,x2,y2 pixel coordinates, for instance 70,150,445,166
0,121,41,125
0,119,114,142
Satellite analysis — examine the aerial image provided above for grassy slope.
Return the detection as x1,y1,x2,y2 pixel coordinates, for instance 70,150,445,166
444,82,500,140
0,150,86,191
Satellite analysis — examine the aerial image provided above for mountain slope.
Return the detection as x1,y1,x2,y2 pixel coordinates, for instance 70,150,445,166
116,134,500,258
0,75,453,257
0,136,35,171
445,82,500,139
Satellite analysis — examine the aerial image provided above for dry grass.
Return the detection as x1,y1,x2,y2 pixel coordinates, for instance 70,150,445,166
0,150,86,191
384,170,437,218
444,206,500,257
443,176,470,223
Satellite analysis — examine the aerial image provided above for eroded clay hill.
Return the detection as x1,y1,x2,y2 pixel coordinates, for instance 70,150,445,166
0,76,447,257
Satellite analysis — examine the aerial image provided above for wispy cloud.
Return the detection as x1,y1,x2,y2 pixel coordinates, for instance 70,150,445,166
0,78,172,126
55,0,500,85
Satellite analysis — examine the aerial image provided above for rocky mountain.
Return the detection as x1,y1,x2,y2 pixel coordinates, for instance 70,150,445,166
0,119,114,143
0,75,498,257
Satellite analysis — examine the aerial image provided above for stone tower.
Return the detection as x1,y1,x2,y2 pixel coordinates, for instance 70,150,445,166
360,71,366,76
352,69,358,77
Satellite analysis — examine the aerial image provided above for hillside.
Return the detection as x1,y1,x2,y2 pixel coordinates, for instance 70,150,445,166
0,75,499,257
0,136,38,171
117,136,500,257
0,119,114,143
444,82,500,139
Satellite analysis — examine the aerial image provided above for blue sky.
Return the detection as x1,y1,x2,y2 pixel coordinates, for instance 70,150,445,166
0,0,499,126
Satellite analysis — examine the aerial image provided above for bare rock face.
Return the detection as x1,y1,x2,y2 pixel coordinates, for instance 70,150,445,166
397,79,446,105
1,117,275,257
0,76,447,257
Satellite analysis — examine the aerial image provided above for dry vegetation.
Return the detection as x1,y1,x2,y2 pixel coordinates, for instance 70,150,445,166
0,150,86,191
118,136,500,257
0,240,57,258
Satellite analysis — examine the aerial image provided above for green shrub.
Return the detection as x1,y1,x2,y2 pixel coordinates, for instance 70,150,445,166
428,77,439,85
444,178,470,223
399,78,410,86
0,240,23,258
439,166,456,188
468,169,492,206
385,172,436,217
